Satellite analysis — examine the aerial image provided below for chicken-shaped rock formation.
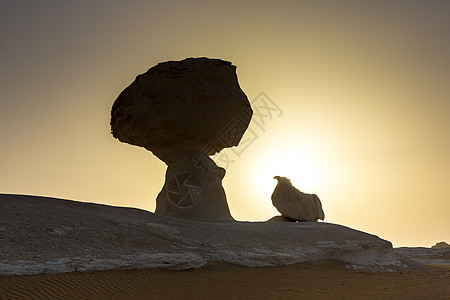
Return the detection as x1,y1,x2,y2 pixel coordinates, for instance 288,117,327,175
111,58,252,221
272,176,325,222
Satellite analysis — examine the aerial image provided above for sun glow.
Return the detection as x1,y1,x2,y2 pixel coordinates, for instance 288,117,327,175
248,145,329,205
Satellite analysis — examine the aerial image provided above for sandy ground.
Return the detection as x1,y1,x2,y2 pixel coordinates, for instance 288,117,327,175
0,261,449,300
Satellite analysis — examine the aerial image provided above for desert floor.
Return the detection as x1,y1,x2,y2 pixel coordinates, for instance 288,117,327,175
0,261,448,300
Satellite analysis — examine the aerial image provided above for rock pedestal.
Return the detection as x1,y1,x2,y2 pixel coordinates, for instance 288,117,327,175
111,58,252,221
155,153,233,221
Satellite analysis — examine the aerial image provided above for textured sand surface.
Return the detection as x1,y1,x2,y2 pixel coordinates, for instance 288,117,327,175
0,261,448,300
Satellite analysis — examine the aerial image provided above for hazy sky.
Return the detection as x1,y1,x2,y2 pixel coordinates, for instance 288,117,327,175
1,0,449,247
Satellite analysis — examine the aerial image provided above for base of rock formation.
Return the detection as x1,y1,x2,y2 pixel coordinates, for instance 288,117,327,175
155,153,233,221
0,194,418,276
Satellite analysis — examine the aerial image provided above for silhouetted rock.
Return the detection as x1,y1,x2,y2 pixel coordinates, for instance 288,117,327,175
154,153,232,221
272,176,325,222
432,242,450,249
110,58,252,221
111,57,252,162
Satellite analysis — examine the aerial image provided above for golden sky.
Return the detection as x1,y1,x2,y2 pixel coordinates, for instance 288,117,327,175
1,0,449,247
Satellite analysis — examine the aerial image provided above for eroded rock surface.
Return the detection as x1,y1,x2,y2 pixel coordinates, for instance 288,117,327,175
110,58,252,221
111,57,252,162
0,194,413,276
394,247,450,266
272,176,325,222
154,153,232,221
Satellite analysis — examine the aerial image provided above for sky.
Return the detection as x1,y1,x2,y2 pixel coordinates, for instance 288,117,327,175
1,0,448,247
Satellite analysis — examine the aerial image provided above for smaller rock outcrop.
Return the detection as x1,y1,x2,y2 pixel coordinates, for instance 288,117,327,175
271,176,325,222
431,242,450,249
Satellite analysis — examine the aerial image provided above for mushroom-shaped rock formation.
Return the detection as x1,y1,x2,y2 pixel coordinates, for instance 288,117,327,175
111,58,252,221
272,176,325,222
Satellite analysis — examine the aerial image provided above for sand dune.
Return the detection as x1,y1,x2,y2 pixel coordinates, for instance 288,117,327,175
0,261,449,299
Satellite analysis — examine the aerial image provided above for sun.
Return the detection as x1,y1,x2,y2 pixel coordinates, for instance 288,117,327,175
247,145,327,202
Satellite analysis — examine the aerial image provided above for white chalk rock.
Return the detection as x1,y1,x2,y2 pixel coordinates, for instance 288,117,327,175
271,176,325,222
0,194,414,276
